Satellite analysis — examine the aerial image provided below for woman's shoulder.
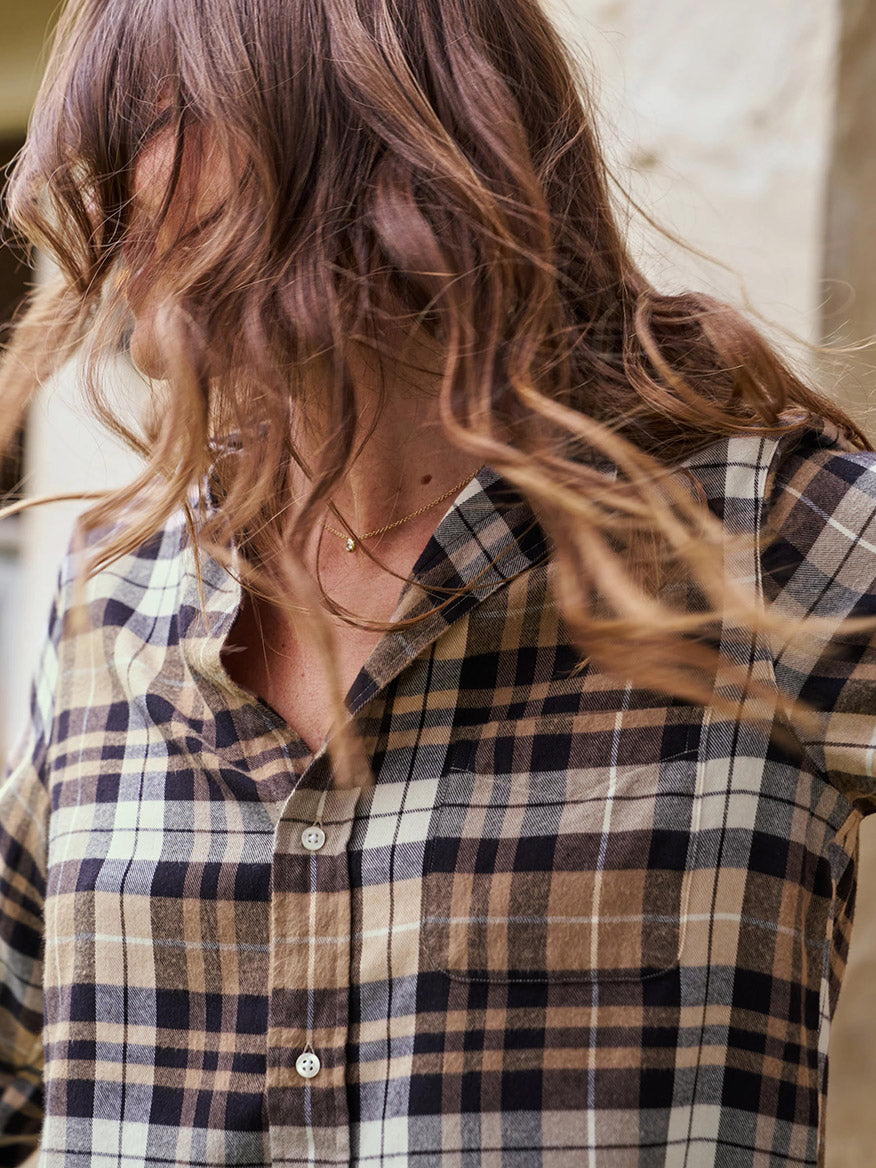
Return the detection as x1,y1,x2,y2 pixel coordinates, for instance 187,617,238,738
764,417,876,526
757,419,876,615
64,502,191,594
46,496,208,656
680,415,876,523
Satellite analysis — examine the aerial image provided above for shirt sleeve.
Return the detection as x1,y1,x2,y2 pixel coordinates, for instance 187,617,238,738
0,561,66,1165
762,427,876,814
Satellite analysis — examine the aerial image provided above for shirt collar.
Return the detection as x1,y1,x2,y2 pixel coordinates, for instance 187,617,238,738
347,466,549,712
178,464,549,718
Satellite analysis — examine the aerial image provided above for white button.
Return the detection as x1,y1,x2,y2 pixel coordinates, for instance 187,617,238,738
301,825,326,852
296,1050,321,1079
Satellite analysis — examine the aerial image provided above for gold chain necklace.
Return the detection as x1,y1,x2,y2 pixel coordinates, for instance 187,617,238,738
323,470,479,553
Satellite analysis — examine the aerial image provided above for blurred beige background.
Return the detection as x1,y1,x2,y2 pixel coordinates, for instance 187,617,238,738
1,1,875,1163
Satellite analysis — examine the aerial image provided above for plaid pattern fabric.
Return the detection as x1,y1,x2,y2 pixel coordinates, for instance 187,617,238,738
1,419,875,1167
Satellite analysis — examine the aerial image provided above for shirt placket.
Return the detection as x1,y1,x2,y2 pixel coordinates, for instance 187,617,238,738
185,466,549,1163
266,753,362,1166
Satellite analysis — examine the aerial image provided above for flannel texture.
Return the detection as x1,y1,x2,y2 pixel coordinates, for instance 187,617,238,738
1,419,875,1167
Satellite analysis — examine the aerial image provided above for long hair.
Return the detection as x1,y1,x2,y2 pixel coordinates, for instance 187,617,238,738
1,0,871,784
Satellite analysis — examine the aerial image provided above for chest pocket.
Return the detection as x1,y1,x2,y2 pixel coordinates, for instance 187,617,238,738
421,716,705,983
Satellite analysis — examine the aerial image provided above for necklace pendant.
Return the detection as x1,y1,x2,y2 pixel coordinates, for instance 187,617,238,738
345,537,357,553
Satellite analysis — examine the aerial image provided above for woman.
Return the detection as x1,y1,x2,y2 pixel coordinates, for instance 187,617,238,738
0,1,874,1165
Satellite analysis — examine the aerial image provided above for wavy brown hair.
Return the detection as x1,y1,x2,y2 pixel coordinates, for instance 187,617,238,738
1,0,872,784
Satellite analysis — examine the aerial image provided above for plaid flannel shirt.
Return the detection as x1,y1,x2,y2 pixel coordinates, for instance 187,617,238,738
1,418,875,1167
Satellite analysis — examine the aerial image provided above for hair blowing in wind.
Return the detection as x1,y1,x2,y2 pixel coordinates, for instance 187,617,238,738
0,0,871,783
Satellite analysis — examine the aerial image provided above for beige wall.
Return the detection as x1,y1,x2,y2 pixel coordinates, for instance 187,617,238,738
0,0,59,134
823,0,876,422
549,0,838,347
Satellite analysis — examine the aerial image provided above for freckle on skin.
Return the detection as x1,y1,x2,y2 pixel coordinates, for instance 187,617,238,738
421,474,433,486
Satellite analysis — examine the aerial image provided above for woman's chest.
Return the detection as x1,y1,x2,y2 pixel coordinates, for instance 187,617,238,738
43,637,849,991
218,585,395,754
43,561,855,1006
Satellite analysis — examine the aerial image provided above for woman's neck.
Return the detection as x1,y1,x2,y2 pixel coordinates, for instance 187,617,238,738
291,339,482,549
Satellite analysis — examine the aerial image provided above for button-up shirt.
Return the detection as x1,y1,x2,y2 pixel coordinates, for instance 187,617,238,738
1,420,875,1167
